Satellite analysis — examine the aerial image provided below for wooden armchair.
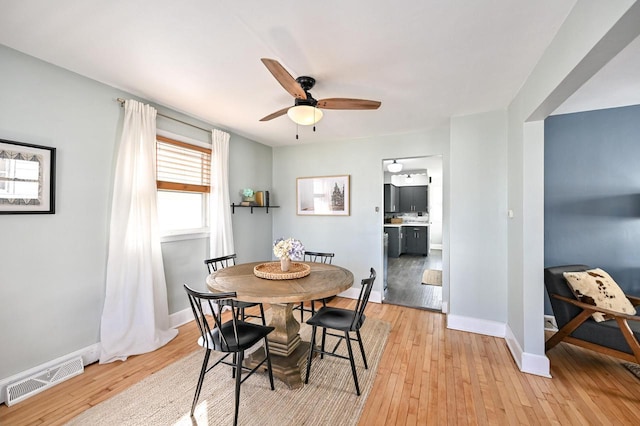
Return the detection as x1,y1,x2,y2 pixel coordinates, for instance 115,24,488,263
544,265,640,364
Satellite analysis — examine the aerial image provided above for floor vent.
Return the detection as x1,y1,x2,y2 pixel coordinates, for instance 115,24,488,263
5,356,84,406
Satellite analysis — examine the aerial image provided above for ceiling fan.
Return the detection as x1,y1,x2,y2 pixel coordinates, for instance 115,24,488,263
259,58,381,129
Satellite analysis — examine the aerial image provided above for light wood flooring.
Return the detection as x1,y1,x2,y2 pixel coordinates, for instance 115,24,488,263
2,299,640,425
385,249,442,311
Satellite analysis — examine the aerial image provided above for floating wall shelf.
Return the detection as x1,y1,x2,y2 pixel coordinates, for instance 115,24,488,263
230,203,279,214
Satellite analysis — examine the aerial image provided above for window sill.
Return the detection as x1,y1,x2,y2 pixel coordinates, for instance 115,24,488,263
160,229,209,243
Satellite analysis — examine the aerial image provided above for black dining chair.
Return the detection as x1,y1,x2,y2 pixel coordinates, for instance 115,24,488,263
305,268,376,395
205,254,266,325
184,284,275,425
293,251,335,322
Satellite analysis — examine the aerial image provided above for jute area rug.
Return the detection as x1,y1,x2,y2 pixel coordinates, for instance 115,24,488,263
623,362,640,381
66,316,391,426
422,269,442,286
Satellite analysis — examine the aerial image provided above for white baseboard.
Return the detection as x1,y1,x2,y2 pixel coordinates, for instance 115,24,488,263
430,243,443,250
505,325,551,378
338,287,359,300
447,314,506,338
339,287,383,303
170,307,194,328
447,315,551,378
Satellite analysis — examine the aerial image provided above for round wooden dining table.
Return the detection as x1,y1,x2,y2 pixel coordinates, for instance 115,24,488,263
206,261,354,389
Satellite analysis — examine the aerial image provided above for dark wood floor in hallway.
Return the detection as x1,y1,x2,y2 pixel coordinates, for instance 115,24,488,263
385,249,442,311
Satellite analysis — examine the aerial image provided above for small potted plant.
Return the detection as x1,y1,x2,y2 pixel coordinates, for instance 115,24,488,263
242,188,255,204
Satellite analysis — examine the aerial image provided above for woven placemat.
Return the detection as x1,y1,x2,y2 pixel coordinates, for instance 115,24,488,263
254,262,310,280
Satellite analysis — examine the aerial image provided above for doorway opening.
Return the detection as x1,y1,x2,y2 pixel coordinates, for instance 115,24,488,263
382,156,443,311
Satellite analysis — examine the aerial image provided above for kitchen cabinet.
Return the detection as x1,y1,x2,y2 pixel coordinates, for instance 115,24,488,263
404,226,429,255
384,184,399,213
384,226,401,257
399,185,428,212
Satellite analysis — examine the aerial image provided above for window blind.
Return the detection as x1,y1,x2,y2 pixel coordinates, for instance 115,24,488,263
156,135,211,193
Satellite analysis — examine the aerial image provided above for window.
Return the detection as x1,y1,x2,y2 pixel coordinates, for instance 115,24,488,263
156,135,211,235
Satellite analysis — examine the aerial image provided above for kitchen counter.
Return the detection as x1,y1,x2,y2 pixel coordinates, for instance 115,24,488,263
384,223,430,257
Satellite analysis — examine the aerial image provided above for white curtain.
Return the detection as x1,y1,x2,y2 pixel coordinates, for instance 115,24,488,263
99,99,177,363
209,129,235,257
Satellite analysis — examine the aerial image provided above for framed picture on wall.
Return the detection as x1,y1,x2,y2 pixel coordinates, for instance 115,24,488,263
296,175,350,216
0,138,56,214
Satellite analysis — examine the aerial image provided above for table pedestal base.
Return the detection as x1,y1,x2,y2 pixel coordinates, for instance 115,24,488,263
246,341,310,389
245,302,311,389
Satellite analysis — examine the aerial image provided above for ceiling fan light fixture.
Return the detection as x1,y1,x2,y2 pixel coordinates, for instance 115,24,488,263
287,105,323,125
387,160,403,173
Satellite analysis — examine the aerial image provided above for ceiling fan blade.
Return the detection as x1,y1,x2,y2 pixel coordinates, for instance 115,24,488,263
259,106,290,121
316,98,381,110
261,58,306,100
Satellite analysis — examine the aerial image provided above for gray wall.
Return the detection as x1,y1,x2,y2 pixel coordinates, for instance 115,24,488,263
272,130,449,297
228,135,274,266
0,45,272,380
449,111,508,323
544,104,640,314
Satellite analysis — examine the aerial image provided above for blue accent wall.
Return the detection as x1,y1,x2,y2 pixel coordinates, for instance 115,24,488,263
544,104,640,314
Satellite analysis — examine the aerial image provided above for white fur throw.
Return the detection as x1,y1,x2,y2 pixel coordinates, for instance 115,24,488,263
563,268,636,322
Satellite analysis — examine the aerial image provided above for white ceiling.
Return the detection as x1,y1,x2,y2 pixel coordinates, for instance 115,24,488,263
3,0,626,148
552,32,640,115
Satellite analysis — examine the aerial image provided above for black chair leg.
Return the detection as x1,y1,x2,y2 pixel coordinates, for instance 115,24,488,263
232,353,237,378
305,325,317,384
191,349,211,416
264,337,275,390
344,331,361,396
259,304,266,325
299,302,304,322
355,329,368,369
320,328,327,359
233,350,243,426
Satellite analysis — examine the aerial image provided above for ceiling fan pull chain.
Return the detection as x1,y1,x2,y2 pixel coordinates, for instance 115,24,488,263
296,123,299,140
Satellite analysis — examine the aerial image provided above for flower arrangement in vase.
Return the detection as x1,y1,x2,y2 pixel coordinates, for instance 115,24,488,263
273,237,304,272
